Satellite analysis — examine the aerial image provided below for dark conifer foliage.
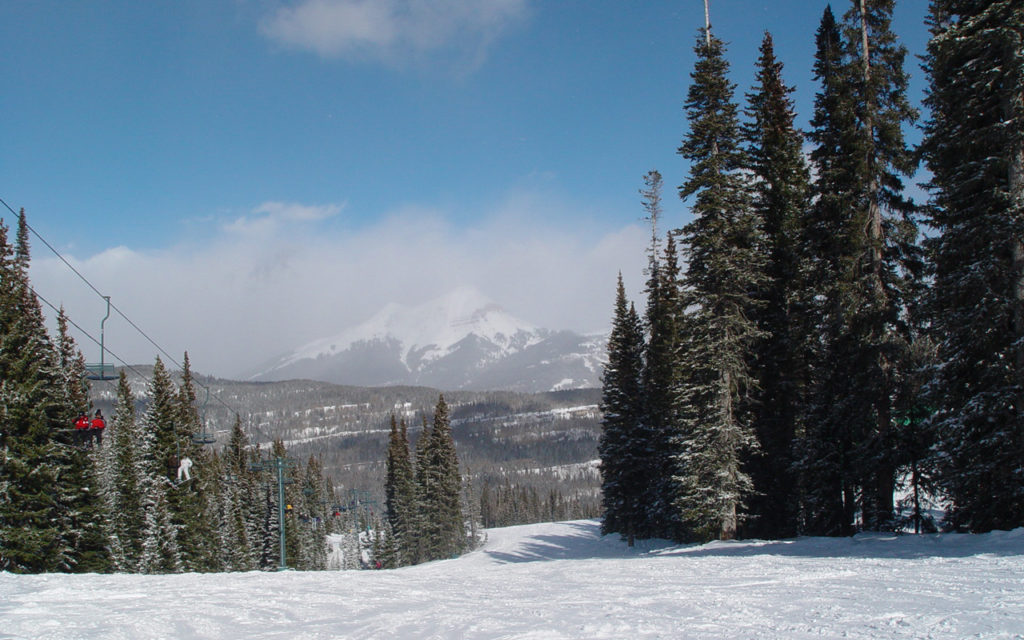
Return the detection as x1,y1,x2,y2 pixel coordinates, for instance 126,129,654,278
674,26,764,542
921,0,1024,532
797,0,920,534
797,6,861,536
0,212,108,572
416,395,464,560
599,274,647,545
741,31,812,540
638,171,687,540
384,414,417,562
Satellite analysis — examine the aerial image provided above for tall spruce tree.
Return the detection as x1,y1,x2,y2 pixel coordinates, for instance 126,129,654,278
97,371,145,571
416,396,464,560
840,0,920,532
220,415,257,570
296,455,328,570
797,6,861,535
598,273,647,545
385,414,418,564
639,171,686,540
0,212,107,572
136,357,182,573
171,353,219,571
741,32,812,539
921,0,1024,532
674,22,764,542
798,1,919,534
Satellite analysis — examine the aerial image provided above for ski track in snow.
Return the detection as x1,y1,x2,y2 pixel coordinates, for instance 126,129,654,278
2,520,1023,639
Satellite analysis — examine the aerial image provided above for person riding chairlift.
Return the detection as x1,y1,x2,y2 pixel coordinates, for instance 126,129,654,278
90,409,106,445
73,412,90,446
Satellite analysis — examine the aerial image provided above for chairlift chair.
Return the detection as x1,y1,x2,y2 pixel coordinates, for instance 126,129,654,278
191,386,216,445
85,296,117,381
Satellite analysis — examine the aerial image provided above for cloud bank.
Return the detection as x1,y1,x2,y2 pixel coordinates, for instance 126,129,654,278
261,0,529,67
30,194,646,379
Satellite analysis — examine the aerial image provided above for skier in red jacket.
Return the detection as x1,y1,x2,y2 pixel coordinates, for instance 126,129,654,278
90,409,106,445
73,412,90,446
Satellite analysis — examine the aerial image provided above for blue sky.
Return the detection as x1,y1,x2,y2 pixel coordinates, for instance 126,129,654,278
2,0,930,377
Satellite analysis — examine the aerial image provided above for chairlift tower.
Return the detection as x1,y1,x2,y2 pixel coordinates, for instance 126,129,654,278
251,456,297,571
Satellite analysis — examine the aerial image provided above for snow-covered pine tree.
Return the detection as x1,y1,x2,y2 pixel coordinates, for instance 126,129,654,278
639,172,687,541
97,370,145,571
741,31,812,540
208,415,253,570
136,357,182,573
0,212,108,572
54,307,90,415
796,6,860,536
599,273,648,546
171,353,220,571
797,0,920,534
838,0,920,532
921,0,1024,532
296,455,328,570
385,414,417,565
674,20,764,542
416,396,464,560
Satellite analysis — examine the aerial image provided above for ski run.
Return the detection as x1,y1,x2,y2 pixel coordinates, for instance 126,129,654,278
2,519,1022,639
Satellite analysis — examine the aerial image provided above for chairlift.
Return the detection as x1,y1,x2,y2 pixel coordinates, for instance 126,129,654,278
191,386,216,445
85,296,117,381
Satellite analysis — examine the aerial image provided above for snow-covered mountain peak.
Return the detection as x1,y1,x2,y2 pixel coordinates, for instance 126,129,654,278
283,287,539,367
253,288,606,391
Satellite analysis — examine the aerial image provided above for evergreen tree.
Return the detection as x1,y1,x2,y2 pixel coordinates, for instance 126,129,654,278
797,6,861,535
296,455,328,570
97,371,145,571
416,396,464,560
674,24,764,542
798,1,920,534
598,274,647,545
921,0,1024,532
741,31,812,539
219,415,257,570
169,353,219,571
639,171,686,540
384,414,417,565
55,307,90,415
840,0,920,532
0,212,107,572
136,357,182,573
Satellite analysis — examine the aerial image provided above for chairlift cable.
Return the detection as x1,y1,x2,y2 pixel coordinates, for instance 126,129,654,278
1,196,240,420
30,285,151,383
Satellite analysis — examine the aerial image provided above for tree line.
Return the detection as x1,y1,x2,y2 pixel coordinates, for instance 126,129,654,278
600,0,1023,544
0,211,336,573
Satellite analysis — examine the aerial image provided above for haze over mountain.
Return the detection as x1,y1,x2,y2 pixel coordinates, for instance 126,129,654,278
250,287,607,392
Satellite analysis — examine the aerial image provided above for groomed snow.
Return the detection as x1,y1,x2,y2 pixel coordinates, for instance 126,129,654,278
2,520,1022,639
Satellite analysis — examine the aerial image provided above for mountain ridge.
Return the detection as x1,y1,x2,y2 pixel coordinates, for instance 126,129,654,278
250,287,607,392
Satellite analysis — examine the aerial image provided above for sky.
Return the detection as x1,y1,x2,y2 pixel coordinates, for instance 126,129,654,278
1,0,931,378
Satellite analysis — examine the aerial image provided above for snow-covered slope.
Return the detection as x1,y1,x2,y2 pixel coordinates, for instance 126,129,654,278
252,287,607,392
3,520,1022,639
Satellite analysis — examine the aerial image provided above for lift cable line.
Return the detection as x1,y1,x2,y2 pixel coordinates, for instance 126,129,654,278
30,285,153,384
0,196,240,419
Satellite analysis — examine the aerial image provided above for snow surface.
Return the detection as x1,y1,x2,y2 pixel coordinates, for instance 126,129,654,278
3,520,1023,639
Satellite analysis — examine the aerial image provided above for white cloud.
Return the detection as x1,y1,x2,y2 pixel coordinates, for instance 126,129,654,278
224,201,344,236
260,0,529,68
30,193,646,380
